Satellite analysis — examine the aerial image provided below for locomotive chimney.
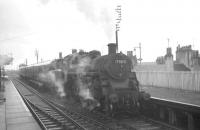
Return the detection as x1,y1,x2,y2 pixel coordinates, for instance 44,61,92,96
108,43,117,55
59,52,62,59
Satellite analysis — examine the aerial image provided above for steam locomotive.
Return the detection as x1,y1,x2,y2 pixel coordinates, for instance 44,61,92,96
19,43,150,115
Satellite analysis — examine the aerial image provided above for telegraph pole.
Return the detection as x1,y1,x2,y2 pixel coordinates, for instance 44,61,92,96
115,5,122,53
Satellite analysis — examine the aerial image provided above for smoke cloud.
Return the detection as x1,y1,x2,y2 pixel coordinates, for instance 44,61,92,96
69,55,93,99
74,55,99,110
77,78,93,100
72,0,114,40
38,54,94,99
37,0,116,39
39,69,65,97
0,55,13,66
64,53,99,110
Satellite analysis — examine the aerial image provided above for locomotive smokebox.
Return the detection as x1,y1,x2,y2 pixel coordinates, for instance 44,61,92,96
108,43,117,55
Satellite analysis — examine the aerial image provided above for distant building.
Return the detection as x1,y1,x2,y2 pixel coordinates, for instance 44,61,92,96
164,47,174,71
134,47,174,72
176,44,200,71
135,46,191,72
19,64,27,68
156,56,165,64
154,47,174,71
132,43,200,72
127,51,137,67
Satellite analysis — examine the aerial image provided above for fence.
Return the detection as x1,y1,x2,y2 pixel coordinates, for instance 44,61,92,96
135,71,200,92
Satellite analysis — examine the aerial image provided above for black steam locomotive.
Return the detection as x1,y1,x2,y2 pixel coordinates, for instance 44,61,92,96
19,43,150,115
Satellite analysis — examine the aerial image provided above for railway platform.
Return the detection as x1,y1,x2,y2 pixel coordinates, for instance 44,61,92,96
141,85,200,106
0,78,41,130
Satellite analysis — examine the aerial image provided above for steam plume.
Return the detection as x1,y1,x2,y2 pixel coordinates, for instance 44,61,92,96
39,69,65,97
71,0,114,39
0,55,13,66
38,0,115,39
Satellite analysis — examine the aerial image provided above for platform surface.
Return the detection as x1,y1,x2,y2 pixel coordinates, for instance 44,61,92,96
141,85,200,106
0,78,41,130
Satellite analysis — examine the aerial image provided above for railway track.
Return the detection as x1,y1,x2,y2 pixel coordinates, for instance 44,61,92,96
76,107,179,130
26,98,83,130
12,78,112,130
11,77,183,130
12,78,139,130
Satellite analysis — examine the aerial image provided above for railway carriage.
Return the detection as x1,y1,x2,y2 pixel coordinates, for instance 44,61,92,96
19,60,65,93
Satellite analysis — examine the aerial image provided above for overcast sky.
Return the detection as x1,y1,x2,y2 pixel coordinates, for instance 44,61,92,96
1,0,200,69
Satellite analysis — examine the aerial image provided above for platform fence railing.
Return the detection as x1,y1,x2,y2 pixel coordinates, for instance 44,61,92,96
135,71,200,92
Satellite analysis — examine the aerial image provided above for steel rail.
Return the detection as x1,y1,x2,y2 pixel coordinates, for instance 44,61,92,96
12,78,112,130
12,79,87,130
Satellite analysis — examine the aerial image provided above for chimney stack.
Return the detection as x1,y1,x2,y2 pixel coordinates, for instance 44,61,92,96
127,51,133,57
59,52,62,59
108,43,116,55
167,47,172,55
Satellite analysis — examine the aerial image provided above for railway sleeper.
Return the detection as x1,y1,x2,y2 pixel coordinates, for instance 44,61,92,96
42,109,52,112
42,119,52,122
43,121,57,125
58,120,68,123
64,124,77,129
78,120,87,124
50,114,61,117
37,115,47,118
46,124,60,128
46,110,57,113
63,122,73,125
73,119,83,122
48,127,63,130
46,123,59,127
46,111,57,114
55,117,66,120
81,123,92,127
39,118,49,120
36,114,45,117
